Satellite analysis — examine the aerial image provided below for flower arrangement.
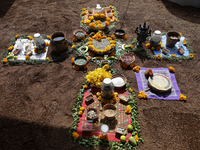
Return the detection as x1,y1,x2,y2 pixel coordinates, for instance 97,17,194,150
146,42,163,50
15,35,20,39
138,91,148,99
83,85,88,89
8,46,14,51
85,68,112,88
25,55,30,60
190,54,194,58
133,66,140,73
97,92,118,104
102,64,109,70
156,54,161,60
99,134,109,141
171,54,176,57
72,132,79,140
179,94,187,101
168,67,175,73
2,58,8,63
125,105,131,113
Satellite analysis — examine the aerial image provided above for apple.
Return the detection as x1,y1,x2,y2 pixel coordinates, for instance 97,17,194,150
127,124,133,132
120,135,126,143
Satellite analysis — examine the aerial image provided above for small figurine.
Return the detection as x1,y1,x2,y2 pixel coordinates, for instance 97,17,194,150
145,69,153,78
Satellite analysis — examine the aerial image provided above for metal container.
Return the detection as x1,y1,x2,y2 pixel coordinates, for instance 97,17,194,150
166,32,180,48
50,32,68,52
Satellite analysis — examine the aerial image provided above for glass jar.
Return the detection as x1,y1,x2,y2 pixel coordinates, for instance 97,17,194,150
101,78,114,100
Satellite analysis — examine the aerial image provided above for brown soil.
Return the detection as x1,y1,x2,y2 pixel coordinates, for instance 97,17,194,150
0,0,200,149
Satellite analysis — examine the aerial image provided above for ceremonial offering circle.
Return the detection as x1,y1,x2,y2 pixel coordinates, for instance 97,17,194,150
148,73,172,93
89,38,115,55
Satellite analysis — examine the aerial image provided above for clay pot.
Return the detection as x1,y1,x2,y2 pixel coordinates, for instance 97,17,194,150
166,32,180,48
114,29,126,38
50,32,68,52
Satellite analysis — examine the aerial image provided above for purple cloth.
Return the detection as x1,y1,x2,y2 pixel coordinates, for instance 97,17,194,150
135,68,181,100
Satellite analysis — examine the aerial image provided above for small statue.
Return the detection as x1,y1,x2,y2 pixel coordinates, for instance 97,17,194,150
145,69,153,78
135,22,151,48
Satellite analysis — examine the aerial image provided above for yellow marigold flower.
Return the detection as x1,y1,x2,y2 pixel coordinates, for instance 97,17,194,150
190,54,194,58
135,134,139,142
171,54,176,57
8,46,14,51
103,135,109,141
114,18,117,21
78,110,83,115
112,12,116,15
156,54,161,60
139,91,144,94
183,40,186,45
103,64,109,70
143,94,148,99
81,11,86,16
25,55,30,60
83,85,88,89
46,57,50,61
98,96,102,100
88,37,93,41
107,37,112,40
133,66,141,72
145,43,151,49
129,88,133,93
81,36,86,40
105,21,110,26
179,32,182,36
113,92,118,97
73,65,79,70
84,64,88,69
27,36,33,40
80,106,85,111
138,94,143,99
86,20,91,24
100,14,105,18
105,46,111,51
81,20,84,23
122,35,127,39
109,5,112,8
102,35,107,38
82,8,86,11
168,67,175,73
97,24,103,29
88,16,94,20
121,63,127,69
112,34,117,39
2,58,8,63
45,42,50,46
15,35,20,39
110,44,115,48
73,37,78,42
155,46,161,51
179,94,187,101
151,47,155,50
106,17,111,21
98,135,103,139
88,45,94,50
71,57,74,64
72,132,79,140
110,40,116,44
95,20,101,25
87,41,92,45
130,63,135,68
14,56,18,59
43,49,46,53
94,13,99,18
89,22,96,28
127,105,131,109
129,44,133,48
96,92,101,97
47,35,50,39
72,45,76,49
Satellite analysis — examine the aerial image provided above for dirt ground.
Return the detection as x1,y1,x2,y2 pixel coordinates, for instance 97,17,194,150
0,0,200,149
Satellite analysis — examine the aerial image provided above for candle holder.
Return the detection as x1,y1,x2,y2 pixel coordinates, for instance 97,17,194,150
135,22,151,48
